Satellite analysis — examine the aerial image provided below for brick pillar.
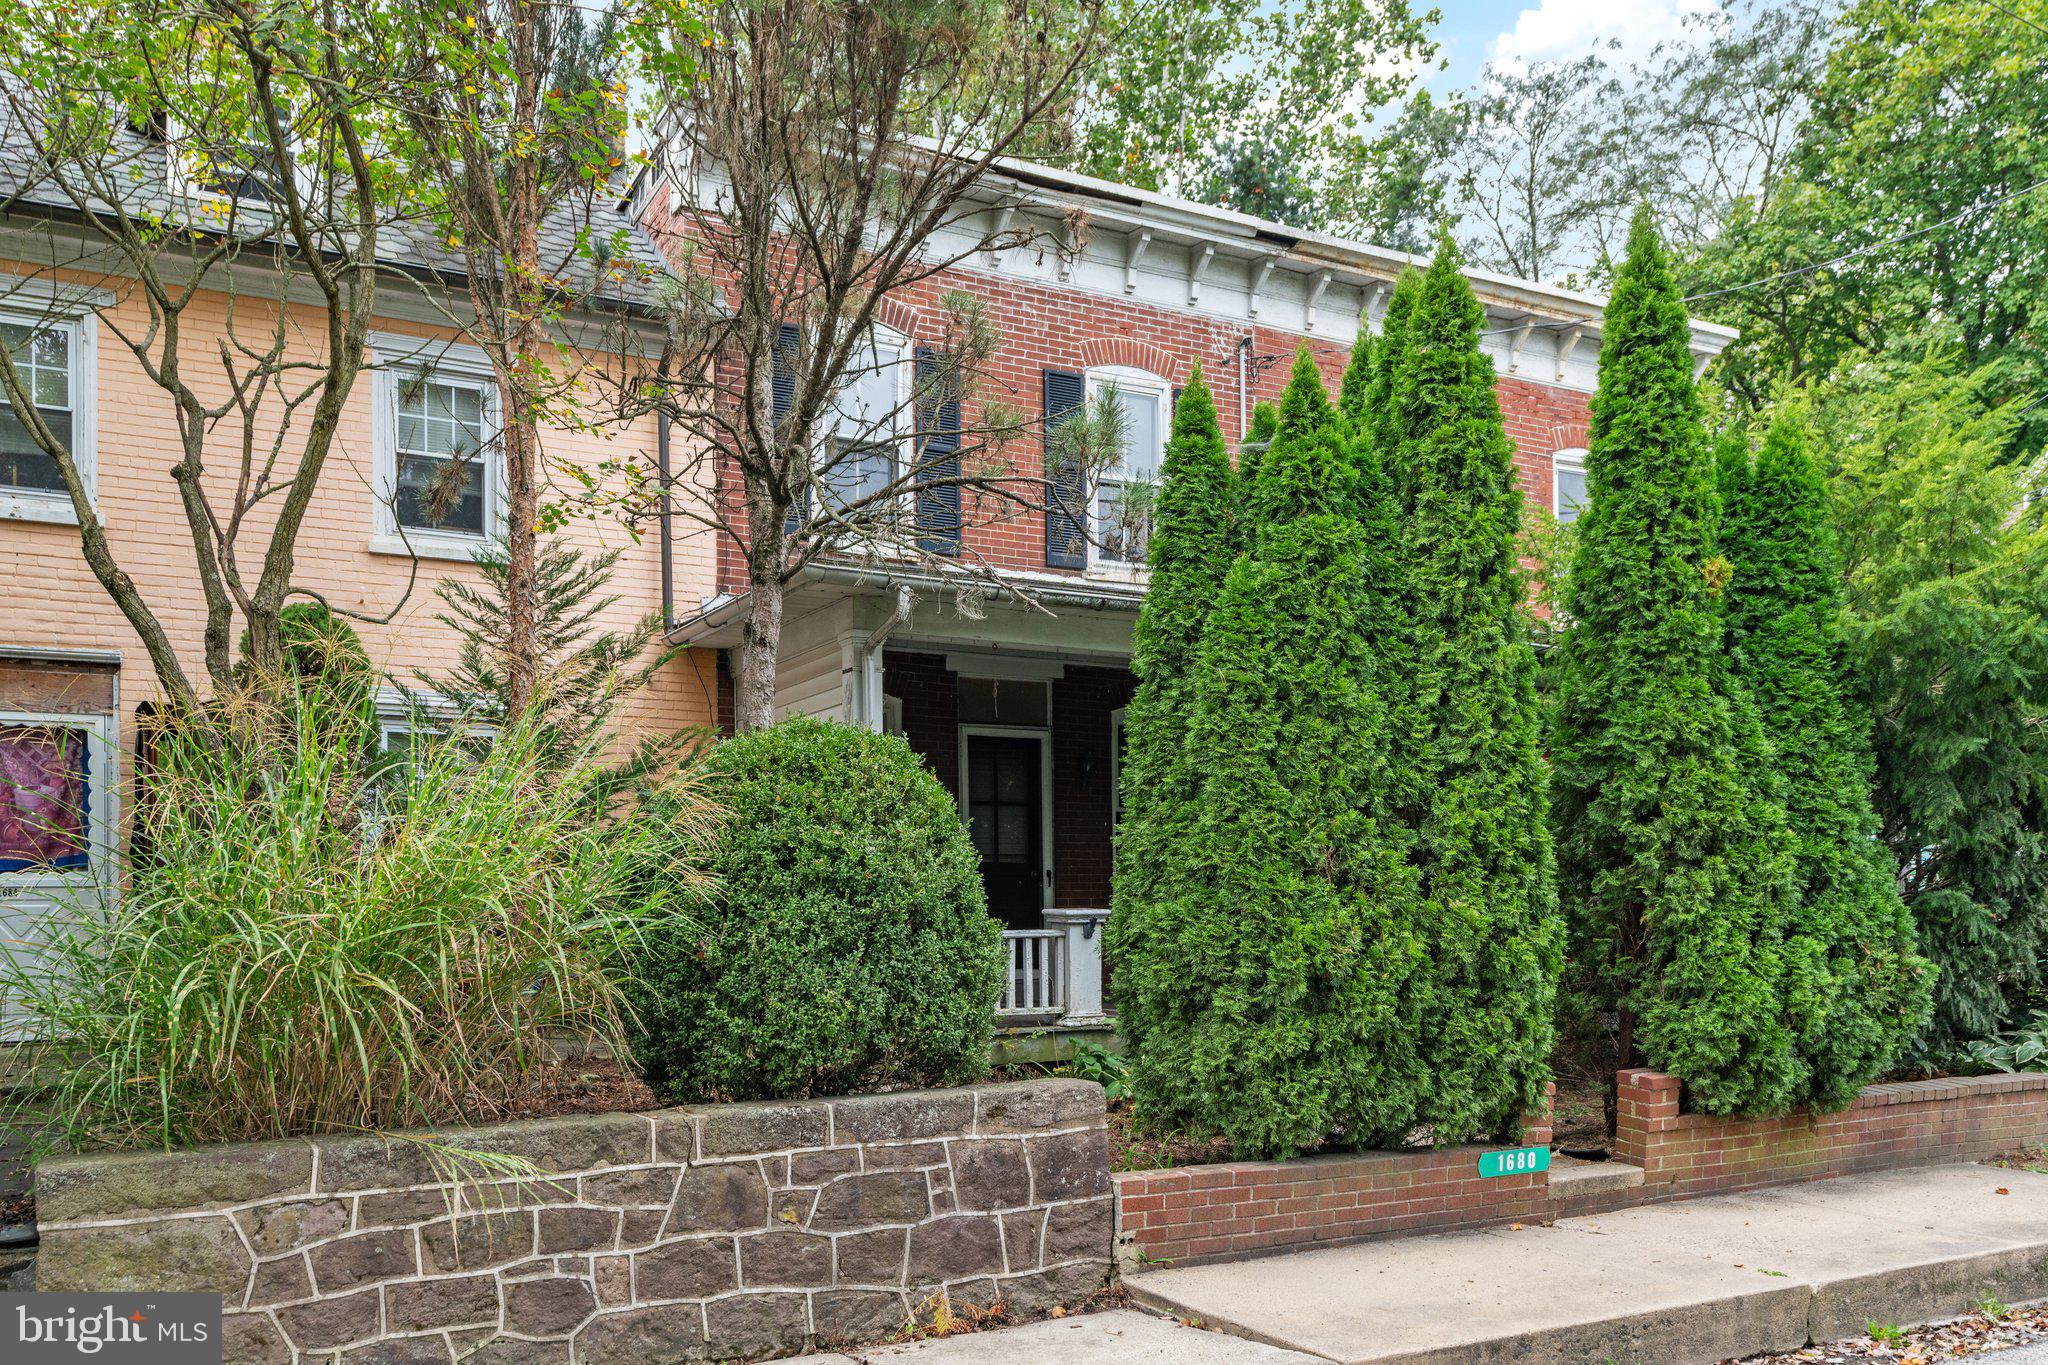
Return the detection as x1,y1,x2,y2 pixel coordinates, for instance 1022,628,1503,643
1614,1069,1681,1176
1521,1081,1556,1147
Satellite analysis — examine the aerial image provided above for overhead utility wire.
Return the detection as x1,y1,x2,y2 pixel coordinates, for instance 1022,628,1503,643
1469,175,2048,340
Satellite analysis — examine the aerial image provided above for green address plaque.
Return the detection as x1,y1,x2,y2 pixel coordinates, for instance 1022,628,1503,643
1478,1145,1551,1178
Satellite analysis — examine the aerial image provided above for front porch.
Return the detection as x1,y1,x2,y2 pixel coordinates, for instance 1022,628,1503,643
675,564,1143,1039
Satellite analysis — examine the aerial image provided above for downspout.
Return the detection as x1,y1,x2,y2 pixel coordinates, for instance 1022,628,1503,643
855,585,914,730
657,411,674,634
1236,334,1252,440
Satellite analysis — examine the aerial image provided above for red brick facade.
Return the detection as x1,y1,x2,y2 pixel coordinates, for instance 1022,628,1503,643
635,189,1596,595
1114,1087,1554,1267
1611,1068,2048,1205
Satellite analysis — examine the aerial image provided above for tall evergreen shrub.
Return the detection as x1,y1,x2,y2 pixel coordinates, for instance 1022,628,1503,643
1549,210,1802,1115
1393,245,1561,1137
1720,417,1932,1105
1128,349,1423,1155
1366,270,1423,513
1110,368,1236,1074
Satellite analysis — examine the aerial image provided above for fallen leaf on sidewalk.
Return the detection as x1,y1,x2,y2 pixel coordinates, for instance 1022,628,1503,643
1995,1187,2009,1195
1509,1222,1524,1230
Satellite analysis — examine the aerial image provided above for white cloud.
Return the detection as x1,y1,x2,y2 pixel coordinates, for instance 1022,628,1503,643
1487,0,1717,73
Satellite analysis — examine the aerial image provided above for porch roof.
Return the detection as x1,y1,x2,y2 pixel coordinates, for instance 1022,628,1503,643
666,561,1147,650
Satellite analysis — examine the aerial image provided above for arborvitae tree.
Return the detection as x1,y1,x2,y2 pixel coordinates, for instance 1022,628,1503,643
1720,416,1933,1107
1366,270,1423,513
1109,368,1236,1073
1338,326,1374,428
1393,244,1561,1139
1234,398,1281,536
1549,210,1802,1116
1127,348,1423,1155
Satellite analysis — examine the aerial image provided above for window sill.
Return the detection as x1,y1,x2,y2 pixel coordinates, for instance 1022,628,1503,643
367,532,491,564
0,493,81,527
1084,563,1149,585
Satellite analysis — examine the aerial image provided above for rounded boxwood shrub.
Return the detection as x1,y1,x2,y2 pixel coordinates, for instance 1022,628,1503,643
629,717,1005,1102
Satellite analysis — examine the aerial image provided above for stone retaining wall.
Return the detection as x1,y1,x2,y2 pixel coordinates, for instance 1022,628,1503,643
1613,1068,2048,1204
35,1080,1112,1364
1113,1086,1555,1269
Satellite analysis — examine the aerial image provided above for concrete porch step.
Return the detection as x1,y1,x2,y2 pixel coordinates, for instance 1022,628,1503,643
1547,1153,1646,1216
1125,1162,2048,1364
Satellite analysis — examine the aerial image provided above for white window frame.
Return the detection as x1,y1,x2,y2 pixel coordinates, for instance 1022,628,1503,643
0,709,118,890
0,289,99,528
818,324,914,527
368,333,505,561
164,110,303,217
1553,447,1589,525
1084,365,1170,574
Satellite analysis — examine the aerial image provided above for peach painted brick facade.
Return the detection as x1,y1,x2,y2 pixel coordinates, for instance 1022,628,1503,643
0,264,719,750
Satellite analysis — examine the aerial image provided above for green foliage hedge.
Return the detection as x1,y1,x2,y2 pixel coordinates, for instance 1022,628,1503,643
1549,210,1803,1115
1719,417,1931,1104
1114,350,1427,1156
629,717,1005,1103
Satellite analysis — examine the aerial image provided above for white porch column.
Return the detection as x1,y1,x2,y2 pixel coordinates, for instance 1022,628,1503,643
1043,907,1111,1026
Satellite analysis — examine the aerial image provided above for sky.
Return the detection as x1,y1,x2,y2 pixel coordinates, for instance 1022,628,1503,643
1429,0,1721,87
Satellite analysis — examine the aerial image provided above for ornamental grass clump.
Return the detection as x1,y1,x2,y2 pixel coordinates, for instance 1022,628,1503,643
6,678,714,1150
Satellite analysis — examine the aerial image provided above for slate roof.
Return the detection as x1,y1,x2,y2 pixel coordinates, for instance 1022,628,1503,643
0,94,671,312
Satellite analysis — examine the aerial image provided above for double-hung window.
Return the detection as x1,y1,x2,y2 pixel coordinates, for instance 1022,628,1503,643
819,330,907,524
1085,367,1168,567
1553,448,1589,525
0,306,94,525
372,335,501,556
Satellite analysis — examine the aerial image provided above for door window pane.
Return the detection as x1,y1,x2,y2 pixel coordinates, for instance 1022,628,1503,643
0,725,89,871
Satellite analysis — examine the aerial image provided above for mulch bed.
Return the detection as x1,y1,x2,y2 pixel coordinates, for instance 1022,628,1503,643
499,1057,661,1121
1105,1098,1236,1172
1729,1305,2048,1362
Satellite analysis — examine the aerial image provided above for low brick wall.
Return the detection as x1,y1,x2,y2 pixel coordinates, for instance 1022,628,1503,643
1614,1067,2048,1202
35,1080,1112,1363
1114,1088,1554,1268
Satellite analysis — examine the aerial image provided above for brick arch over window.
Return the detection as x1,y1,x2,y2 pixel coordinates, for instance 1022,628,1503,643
1548,422,1591,453
873,296,925,340
1077,337,1186,382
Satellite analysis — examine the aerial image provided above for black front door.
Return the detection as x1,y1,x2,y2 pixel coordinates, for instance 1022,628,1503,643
965,733,1044,930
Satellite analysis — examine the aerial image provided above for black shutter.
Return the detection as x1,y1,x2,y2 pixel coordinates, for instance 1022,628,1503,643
914,347,962,556
1043,368,1088,568
774,323,808,537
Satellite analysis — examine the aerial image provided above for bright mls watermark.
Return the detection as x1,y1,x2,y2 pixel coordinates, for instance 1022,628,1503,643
3,1295,221,1364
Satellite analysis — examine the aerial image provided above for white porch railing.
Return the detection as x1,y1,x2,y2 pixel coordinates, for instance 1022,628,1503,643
998,908,1110,1025
999,930,1065,1016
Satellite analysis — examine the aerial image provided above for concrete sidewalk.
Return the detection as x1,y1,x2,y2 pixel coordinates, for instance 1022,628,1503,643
800,1310,1321,1363
1125,1162,2048,1364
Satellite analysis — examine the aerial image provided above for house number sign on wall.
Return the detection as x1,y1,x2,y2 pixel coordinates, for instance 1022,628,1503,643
1478,1145,1551,1178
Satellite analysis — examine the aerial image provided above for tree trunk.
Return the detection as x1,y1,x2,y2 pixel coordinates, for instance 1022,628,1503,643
498,0,546,724
733,572,783,732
